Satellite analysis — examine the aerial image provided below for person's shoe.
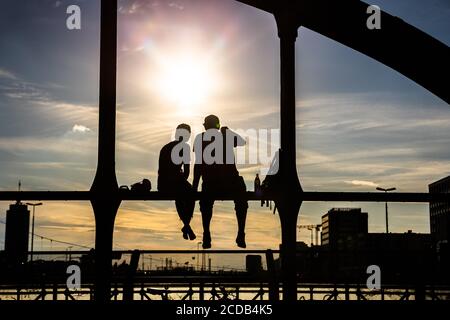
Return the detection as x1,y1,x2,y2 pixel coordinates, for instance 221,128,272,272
202,232,211,249
186,226,196,241
236,232,246,248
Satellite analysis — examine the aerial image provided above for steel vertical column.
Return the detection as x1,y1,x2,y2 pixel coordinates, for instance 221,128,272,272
275,11,302,301
90,0,121,302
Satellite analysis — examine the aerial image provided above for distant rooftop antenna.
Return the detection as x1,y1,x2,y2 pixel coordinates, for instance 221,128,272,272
16,180,22,204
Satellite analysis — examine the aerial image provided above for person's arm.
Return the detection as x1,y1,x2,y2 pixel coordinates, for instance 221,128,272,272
221,126,246,147
234,131,246,147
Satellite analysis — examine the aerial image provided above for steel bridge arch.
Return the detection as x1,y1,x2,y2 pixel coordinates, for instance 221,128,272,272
237,0,449,104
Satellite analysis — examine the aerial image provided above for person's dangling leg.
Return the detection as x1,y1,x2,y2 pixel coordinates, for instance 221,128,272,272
234,176,248,248
182,179,196,240
160,178,189,240
199,198,214,249
175,199,189,240
177,179,196,240
185,197,196,240
234,200,248,248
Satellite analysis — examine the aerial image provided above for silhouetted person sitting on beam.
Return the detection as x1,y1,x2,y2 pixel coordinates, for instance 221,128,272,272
158,124,196,241
193,115,248,249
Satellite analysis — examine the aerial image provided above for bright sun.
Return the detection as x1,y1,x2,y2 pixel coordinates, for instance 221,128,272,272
159,57,215,113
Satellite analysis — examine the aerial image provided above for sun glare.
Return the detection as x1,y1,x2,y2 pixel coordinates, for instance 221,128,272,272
159,57,215,113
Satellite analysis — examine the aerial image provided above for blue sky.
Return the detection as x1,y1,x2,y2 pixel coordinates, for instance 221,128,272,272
0,0,449,255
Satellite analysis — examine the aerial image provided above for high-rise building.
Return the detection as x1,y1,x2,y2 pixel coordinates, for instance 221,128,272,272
429,176,450,246
318,208,435,283
321,208,368,250
4,202,30,264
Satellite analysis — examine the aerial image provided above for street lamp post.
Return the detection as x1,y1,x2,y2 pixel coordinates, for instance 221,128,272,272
197,242,202,272
26,202,43,262
67,246,73,262
376,187,396,233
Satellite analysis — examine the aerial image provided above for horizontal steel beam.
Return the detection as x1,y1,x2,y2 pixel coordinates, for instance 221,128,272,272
0,191,448,203
29,250,279,255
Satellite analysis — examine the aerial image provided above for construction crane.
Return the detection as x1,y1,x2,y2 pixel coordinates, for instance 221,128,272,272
297,224,321,246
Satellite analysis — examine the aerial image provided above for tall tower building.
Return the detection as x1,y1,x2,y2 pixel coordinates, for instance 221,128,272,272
4,202,30,264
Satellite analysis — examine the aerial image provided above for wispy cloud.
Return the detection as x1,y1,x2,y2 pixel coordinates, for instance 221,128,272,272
118,0,159,15
293,92,450,195
0,136,95,154
72,124,91,133
0,68,16,80
168,2,184,10
0,71,50,102
345,180,379,188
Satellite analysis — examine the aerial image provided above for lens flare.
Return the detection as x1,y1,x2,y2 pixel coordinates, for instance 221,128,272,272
159,56,215,114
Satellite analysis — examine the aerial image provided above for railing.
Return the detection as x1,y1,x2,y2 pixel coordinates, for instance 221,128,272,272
0,191,448,202
1,275,449,300
1,250,449,301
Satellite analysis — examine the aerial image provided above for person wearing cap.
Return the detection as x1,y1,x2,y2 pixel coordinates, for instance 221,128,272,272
158,124,196,241
193,115,248,249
